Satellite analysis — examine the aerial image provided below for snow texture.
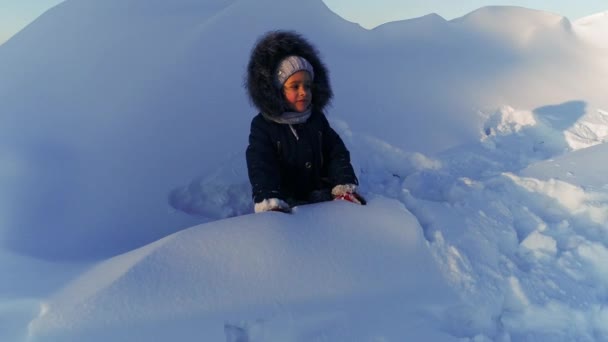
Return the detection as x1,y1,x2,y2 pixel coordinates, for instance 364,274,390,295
1,0,608,341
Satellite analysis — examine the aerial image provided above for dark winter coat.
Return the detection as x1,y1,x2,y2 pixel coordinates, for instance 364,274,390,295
246,109,358,205
245,30,358,205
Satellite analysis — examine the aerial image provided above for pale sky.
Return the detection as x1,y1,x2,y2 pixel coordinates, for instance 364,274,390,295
1,1,607,45
0,0,64,45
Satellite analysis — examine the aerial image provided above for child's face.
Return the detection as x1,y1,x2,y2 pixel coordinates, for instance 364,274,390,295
282,71,312,113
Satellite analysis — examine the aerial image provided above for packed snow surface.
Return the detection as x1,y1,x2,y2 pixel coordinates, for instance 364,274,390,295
1,0,608,341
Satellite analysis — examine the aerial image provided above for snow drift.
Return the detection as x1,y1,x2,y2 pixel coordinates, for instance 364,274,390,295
1,1,607,259
28,199,457,341
2,0,608,341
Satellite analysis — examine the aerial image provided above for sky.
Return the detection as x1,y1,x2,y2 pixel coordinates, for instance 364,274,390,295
1,0,607,44
0,0,64,45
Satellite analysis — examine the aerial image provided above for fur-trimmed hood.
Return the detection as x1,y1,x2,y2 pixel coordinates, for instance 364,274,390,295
245,31,333,117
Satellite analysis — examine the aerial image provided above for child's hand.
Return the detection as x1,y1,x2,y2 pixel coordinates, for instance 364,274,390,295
333,192,366,205
331,184,366,205
254,198,292,213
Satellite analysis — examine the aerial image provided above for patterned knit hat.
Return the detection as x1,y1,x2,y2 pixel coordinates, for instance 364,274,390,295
275,55,315,86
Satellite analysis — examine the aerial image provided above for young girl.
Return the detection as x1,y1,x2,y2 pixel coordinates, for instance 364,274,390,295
245,30,365,213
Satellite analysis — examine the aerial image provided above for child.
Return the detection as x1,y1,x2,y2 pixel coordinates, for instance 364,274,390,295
245,30,365,213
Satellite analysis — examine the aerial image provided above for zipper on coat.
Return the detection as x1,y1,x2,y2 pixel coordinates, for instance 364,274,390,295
289,124,299,140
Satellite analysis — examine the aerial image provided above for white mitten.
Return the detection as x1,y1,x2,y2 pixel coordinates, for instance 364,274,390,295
331,184,366,205
331,184,358,197
254,198,291,213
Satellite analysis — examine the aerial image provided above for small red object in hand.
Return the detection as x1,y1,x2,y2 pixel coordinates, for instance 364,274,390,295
334,192,366,205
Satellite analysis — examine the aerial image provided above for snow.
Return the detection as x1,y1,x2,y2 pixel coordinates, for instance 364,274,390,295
575,11,608,49
1,0,608,341
28,199,457,341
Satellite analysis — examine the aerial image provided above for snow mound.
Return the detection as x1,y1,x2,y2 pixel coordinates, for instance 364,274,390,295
2,3,608,340
168,154,252,220
521,142,608,190
455,6,572,40
28,198,457,341
483,103,608,153
398,168,608,340
2,0,607,260
575,11,608,48
372,13,449,41
394,117,608,340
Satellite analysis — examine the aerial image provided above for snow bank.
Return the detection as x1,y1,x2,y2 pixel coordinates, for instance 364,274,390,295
2,1,608,341
395,128,608,340
575,11,608,48
2,1,607,260
522,142,608,190
454,6,574,48
28,198,457,341
0,249,89,342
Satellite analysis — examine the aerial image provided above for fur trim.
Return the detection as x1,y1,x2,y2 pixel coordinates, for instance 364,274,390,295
331,184,358,197
246,30,333,117
254,198,290,213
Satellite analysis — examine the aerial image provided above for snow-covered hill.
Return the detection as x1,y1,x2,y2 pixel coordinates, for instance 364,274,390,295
575,11,608,48
1,1,607,259
28,199,458,341
1,0,608,340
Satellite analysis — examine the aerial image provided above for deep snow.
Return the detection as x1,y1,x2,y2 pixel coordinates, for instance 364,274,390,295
28,199,458,341
1,0,608,341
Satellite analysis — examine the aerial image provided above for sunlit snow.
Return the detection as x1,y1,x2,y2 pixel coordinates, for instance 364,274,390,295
1,1,607,341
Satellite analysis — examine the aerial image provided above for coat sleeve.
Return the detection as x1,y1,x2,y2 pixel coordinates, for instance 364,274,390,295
246,115,284,203
320,114,359,187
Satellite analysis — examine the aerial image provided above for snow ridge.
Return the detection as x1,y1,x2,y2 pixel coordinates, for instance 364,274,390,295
164,102,608,341
29,199,456,341
2,1,608,340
